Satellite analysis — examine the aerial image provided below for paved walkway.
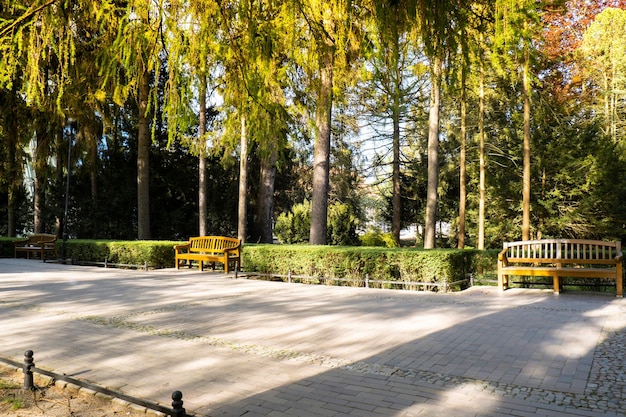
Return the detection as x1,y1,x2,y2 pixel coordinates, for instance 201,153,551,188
1,258,625,416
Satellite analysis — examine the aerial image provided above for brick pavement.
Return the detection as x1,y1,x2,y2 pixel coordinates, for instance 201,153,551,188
1,258,625,416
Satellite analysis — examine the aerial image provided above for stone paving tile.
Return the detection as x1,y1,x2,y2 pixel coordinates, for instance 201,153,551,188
1,259,626,416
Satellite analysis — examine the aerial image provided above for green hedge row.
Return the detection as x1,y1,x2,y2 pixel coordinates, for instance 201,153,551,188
242,244,499,290
1,237,500,290
1,237,180,268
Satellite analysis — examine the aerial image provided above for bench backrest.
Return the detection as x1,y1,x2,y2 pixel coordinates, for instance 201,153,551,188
15,234,57,245
188,236,240,253
501,239,622,265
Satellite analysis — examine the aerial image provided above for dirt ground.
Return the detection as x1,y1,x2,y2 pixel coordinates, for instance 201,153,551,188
0,364,163,416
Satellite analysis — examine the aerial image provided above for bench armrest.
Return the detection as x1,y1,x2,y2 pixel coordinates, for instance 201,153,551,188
173,243,190,254
223,247,240,255
13,238,30,247
34,238,56,245
497,248,508,262
615,251,623,262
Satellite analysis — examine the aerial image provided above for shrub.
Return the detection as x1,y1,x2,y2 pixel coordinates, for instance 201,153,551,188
275,200,361,245
359,228,399,248
274,200,311,244
327,202,359,246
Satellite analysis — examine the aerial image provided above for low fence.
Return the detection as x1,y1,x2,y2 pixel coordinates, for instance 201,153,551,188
236,270,472,293
48,258,152,271
0,350,191,417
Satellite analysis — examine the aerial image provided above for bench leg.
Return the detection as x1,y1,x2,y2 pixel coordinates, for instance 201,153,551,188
553,276,560,295
497,271,508,292
616,264,623,298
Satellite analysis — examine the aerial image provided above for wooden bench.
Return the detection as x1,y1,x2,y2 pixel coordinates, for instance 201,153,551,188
13,233,58,261
498,239,623,297
174,236,241,273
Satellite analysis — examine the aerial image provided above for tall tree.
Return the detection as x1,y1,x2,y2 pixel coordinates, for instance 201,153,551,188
493,0,542,240
578,7,626,143
0,0,89,234
218,0,292,243
365,0,421,243
478,37,487,249
238,115,248,242
291,0,365,245
416,0,460,248
100,0,170,239
455,0,491,249
165,0,221,236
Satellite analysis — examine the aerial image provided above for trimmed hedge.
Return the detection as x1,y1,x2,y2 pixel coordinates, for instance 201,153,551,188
1,237,501,291
0,238,180,268
242,244,499,291
63,239,181,268
0,238,14,257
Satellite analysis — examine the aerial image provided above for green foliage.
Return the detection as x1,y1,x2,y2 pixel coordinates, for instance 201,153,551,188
243,244,484,291
4,0,626,252
327,202,359,246
274,200,311,244
275,200,361,245
59,239,179,268
0,238,14,257
359,229,399,248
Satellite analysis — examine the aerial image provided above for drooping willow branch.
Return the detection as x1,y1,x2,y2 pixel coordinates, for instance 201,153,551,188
0,0,60,39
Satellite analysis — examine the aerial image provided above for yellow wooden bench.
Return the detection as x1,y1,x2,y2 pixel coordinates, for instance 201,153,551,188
13,233,58,261
498,239,623,297
174,236,241,273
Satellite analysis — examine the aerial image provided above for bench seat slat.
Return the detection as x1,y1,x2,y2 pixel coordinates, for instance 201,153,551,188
500,266,617,278
509,258,619,265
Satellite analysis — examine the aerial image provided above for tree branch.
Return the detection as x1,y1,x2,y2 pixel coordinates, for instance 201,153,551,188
0,0,60,39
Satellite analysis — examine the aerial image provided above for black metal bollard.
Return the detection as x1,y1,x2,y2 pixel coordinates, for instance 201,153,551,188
23,350,35,390
171,390,186,417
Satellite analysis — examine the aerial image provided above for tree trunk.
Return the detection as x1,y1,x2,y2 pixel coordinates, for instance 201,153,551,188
137,67,151,240
238,114,248,243
55,124,64,239
310,46,334,245
6,96,19,237
34,117,49,234
458,65,467,249
88,127,98,203
424,57,441,249
391,31,402,244
391,76,401,244
478,54,486,250
198,76,208,236
257,144,277,243
521,47,531,241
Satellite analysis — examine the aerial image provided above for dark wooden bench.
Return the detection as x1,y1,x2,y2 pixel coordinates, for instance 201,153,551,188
174,236,241,273
498,239,623,297
13,234,58,261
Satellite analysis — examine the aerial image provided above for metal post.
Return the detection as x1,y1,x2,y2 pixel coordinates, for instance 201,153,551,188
171,390,186,417
365,273,369,288
23,350,34,390
288,270,292,283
